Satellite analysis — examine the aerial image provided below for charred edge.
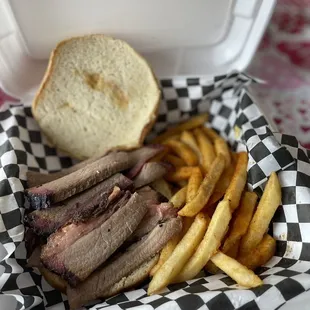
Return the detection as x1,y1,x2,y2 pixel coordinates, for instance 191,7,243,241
64,269,82,287
25,189,54,210
25,213,59,236
42,257,81,287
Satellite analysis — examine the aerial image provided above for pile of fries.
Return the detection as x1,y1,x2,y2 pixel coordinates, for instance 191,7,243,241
148,113,282,295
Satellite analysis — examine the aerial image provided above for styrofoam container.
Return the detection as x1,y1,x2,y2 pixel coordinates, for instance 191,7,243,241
0,0,275,100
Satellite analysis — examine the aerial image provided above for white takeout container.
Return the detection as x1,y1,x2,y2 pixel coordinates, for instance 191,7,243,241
7,1,308,309
0,0,276,100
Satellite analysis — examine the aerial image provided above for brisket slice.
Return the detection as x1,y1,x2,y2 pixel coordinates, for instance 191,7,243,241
26,173,132,235
130,202,178,241
126,145,166,179
25,151,131,209
133,162,170,189
41,192,148,286
27,155,103,188
67,217,182,309
41,192,131,260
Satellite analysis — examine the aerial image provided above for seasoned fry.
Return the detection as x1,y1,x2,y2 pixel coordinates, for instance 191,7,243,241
214,138,231,168
152,113,209,143
164,154,186,167
169,186,188,209
224,152,248,212
203,127,220,142
178,155,225,217
238,234,276,270
239,172,281,255
151,178,173,200
175,200,231,282
166,166,197,182
180,130,201,158
150,216,195,276
186,167,203,202
211,251,263,288
194,128,215,173
207,161,235,206
163,140,198,166
222,192,258,254
148,213,210,295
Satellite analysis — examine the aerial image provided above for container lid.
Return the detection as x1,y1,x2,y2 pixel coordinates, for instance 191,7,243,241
0,0,275,99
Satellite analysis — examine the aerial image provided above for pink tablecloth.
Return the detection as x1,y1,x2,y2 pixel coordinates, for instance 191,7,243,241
249,0,310,149
1,0,310,148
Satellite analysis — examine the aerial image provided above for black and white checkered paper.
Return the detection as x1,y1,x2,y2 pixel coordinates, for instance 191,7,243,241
1,72,310,310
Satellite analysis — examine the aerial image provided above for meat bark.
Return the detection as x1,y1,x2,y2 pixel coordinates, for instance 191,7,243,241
26,173,132,235
25,152,132,209
67,217,182,309
41,192,148,286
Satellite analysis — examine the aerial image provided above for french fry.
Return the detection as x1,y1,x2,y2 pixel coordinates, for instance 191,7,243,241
150,216,195,276
152,113,209,143
186,167,203,202
151,178,173,200
207,161,235,206
164,154,186,167
150,233,182,276
163,140,198,166
238,234,276,270
175,200,231,282
178,155,225,217
222,192,258,254
203,127,220,142
204,261,220,275
239,172,281,255
166,166,197,182
193,128,215,173
211,251,263,288
148,213,210,295
151,147,169,162
224,239,240,259
224,152,248,212
169,186,188,209
180,130,201,158
175,180,188,188
214,138,231,168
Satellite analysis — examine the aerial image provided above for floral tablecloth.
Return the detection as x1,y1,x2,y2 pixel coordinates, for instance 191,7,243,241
1,0,310,148
249,0,310,149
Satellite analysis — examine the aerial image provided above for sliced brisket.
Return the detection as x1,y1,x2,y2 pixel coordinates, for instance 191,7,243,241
130,202,178,240
25,152,132,209
41,192,148,286
26,173,132,235
133,162,170,189
41,191,131,259
126,145,166,179
67,217,182,309
27,155,103,188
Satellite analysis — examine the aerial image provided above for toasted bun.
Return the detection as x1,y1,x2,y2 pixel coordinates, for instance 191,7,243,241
41,255,158,297
102,254,159,298
32,34,160,159
39,266,67,294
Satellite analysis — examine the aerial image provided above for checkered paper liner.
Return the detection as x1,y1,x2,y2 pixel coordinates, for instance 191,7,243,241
1,72,310,310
